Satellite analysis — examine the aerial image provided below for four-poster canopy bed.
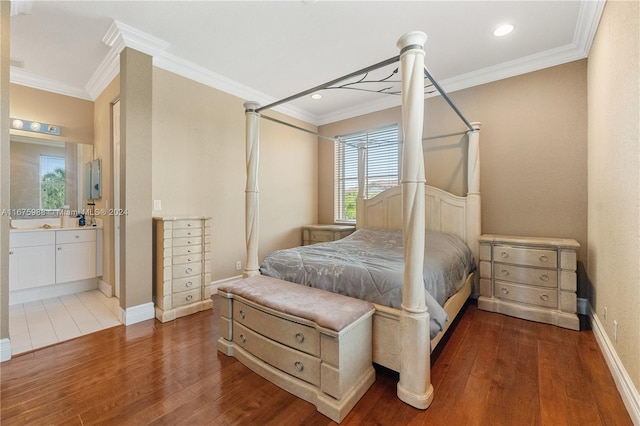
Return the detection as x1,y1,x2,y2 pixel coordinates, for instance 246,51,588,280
218,31,481,416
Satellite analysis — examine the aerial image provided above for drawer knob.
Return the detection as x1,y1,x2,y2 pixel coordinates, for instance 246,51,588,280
500,269,509,276
239,310,245,319
187,232,192,236
294,361,304,372
57,247,62,251
540,294,550,301
501,287,509,295
539,274,550,282
539,255,549,262
295,333,305,343
500,251,509,259
187,223,192,227
9,251,13,255
186,294,193,302
239,334,246,343
187,258,191,262
185,267,193,274
187,240,192,245
75,235,80,239
186,281,193,287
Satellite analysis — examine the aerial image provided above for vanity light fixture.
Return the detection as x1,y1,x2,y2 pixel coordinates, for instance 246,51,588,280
494,24,514,37
10,117,61,136
310,93,322,100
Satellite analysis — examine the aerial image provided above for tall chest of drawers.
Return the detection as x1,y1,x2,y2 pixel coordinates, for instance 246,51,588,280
153,217,212,322
477,234,580,330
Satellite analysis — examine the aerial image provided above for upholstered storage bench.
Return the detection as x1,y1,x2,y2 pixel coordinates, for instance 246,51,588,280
217,275,376,423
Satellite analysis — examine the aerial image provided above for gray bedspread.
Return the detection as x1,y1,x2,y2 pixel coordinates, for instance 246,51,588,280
260,228,475,338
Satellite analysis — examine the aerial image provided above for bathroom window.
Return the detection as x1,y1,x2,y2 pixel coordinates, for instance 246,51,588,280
40,155,65,210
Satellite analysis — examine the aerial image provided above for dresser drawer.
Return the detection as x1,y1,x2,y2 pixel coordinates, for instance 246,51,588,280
172,262,202,279
172,236,202,247
173,227,203,238
234,322,321,386
495,280,558,308
171,245,202,256
172,288,201,307
310,230,335,243
493,264,558,288
173,275,201,293
173,252,202,265
11,231,55,247
234,300,320,357
56,229,96,244
173,220,202,230
493,245,557,268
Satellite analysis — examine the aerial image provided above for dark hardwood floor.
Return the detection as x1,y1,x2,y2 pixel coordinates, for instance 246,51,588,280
1,296,632,425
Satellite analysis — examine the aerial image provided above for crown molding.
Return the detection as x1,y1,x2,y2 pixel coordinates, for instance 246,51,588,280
11,0,605,127
318,0,605,126
10,68,92,100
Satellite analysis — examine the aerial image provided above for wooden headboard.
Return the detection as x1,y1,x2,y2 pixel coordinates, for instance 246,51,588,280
356,185,480,260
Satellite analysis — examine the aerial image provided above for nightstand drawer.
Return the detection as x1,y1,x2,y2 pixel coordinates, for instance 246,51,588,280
493,245,557,268
493,264,557,288
172,288,201,307
495,280,558,308
310,230,335,243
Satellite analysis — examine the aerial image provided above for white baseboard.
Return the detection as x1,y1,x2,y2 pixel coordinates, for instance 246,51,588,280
120,302,155,326
0,338,12,362
98,279,113,297
210,275,243,292
589,303,640,424
9,278,98,305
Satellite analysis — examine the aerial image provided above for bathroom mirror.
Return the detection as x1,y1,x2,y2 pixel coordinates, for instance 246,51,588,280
10,135,94,217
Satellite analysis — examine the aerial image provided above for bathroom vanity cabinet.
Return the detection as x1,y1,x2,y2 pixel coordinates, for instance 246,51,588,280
9,228,101,304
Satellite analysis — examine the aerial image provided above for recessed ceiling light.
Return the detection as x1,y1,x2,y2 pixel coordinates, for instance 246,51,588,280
494,24,514,37
310,93,322,100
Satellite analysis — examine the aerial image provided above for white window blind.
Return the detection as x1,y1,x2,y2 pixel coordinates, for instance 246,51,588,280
334,124,400,222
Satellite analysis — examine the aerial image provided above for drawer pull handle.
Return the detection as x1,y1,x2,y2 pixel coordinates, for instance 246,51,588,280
185,267,193,274
239,310,245,319
187,223,192,227
239,334,246,343
500,251,509,258
75,235,80,239
9,251,13,255
57,247,62,251
295,333,305,343
186,281,193,287
540,294,550,301
294,361,304,372
501,287,509,295
186,294,193,302
540,255,549,262
187,240,192,245
187,232,192,236
539,274,550,282
500,269,509,276
187,258,191,262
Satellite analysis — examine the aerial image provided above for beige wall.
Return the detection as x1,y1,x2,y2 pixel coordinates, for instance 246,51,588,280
152,68,318,280
93,77,120,290
588,0,640,393
9,84,93,145
320,60,588,266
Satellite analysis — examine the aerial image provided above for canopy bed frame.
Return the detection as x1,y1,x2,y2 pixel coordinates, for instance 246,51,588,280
240,31,481,410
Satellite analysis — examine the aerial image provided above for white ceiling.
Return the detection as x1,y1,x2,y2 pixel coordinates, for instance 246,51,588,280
9,1,605,125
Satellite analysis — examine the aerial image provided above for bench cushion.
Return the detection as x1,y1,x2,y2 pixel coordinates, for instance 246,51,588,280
218,275,374,332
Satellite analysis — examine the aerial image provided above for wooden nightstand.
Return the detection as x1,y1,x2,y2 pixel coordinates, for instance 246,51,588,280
302,224,355,245
477,234,580,330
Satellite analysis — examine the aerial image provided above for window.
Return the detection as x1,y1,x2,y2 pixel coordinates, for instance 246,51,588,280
40,155,65,210
334,124,400,222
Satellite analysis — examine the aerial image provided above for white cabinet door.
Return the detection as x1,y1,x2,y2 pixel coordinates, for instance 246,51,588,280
9,245,56,290
56,241,97,283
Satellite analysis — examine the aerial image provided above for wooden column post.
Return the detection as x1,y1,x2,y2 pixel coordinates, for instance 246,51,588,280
396,31,433,409
243,102,260,277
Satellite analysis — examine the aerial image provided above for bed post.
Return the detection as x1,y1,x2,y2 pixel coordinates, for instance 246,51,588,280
396,31,433,409
243,101,261,277
355,142,366,228
466,122,482,263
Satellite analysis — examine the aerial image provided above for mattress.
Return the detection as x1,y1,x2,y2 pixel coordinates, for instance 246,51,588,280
260,228,475,338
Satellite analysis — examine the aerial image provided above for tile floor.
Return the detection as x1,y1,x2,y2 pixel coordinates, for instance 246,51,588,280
9,290,122,356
